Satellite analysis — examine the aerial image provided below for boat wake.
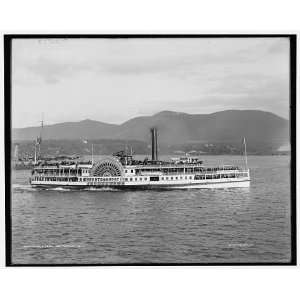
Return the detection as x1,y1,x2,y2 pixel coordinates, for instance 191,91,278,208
13,184,74,192
83,187,120,192
12,184,120,193
46,187,74,192
13,183,37,192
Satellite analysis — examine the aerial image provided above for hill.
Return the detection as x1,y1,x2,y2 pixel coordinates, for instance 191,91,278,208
13,110,289,148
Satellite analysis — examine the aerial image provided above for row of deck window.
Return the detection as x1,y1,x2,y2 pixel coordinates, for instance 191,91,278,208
125,166,241,175
80,177,120,182
33,177,77,182
125,177,148,181
33,172,247,183
123,173,247,182
124,176,193,182
195,173,247,180
33,176,120,182
161,176,193,180
33,170,83,176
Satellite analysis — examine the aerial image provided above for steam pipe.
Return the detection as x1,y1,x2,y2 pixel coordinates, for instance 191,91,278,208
150,128,158,161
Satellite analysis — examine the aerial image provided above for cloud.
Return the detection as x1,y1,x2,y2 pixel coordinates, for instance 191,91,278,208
11,38,290,127
22,57,90,84
13,38,288,84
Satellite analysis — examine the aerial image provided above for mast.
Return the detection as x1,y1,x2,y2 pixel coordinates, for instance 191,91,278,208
33,114,44,164
14,144,19,161
91,144,94,164
40,113,44,138
34,141,37,164
38,114,44,160
243,137,248,170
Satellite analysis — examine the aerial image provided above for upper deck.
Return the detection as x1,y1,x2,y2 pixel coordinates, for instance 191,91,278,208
32,159,245,180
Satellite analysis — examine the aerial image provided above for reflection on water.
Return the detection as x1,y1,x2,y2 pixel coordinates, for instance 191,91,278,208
11,155,291,264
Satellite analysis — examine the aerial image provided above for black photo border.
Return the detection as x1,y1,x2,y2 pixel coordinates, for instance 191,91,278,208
4,34,297,266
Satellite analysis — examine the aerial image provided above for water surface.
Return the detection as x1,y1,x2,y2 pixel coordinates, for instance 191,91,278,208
11,155,291,264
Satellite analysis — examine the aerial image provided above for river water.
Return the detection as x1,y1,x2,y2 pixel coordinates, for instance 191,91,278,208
10,155,291,264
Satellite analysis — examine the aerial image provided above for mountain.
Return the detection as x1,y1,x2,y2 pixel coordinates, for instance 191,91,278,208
13,110,289,148
13,119,118,141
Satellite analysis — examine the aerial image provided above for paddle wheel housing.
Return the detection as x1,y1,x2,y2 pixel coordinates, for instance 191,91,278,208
90,157,124,177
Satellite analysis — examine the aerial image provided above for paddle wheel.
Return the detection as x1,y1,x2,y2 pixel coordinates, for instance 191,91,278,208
90,157,124,177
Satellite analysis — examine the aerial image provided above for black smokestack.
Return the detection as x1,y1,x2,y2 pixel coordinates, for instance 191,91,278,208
151,127,158,161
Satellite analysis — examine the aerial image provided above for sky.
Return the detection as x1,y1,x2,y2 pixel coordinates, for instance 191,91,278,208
12,37,290,128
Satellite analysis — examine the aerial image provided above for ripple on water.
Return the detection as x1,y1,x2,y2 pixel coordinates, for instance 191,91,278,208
11,155,291,264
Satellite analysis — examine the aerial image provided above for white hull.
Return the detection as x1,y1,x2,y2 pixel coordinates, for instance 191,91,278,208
30,177,250,190
172,180,250,189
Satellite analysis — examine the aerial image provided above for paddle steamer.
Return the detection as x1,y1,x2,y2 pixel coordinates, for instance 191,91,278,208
29,128,250,189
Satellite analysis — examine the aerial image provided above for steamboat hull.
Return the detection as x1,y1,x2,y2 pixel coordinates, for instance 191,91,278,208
30,178,250,190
